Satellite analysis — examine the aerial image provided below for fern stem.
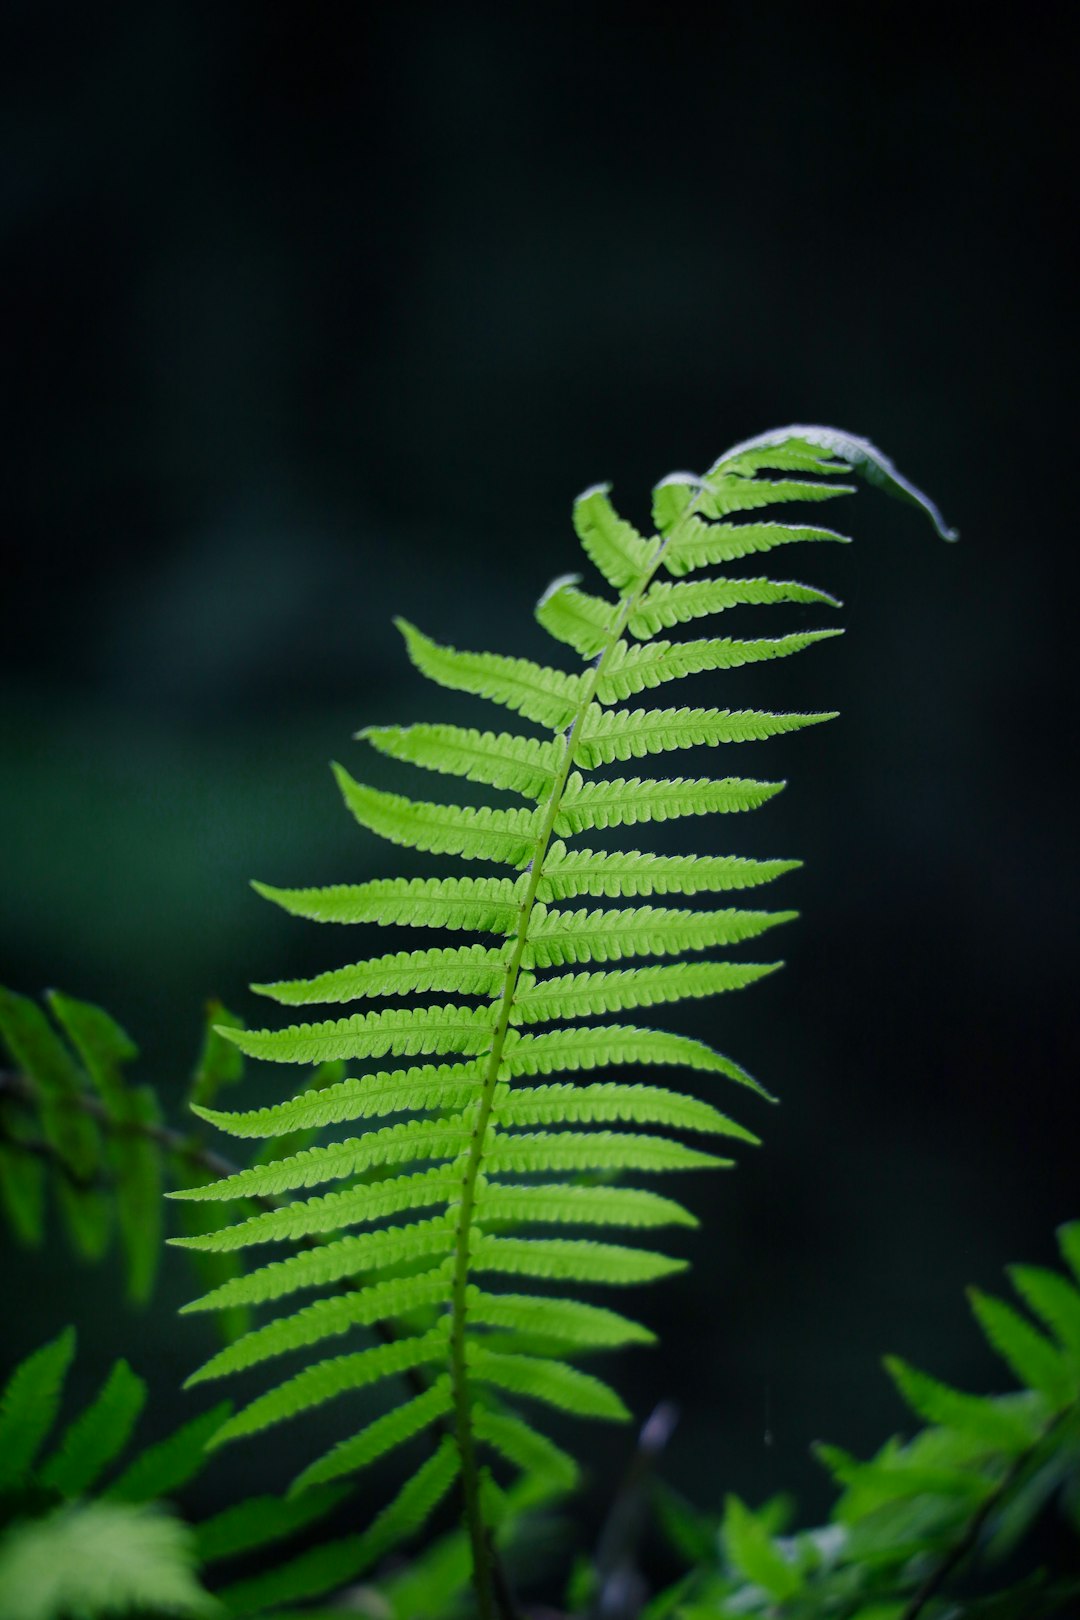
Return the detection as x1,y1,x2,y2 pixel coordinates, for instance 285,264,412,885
446,525,682,1616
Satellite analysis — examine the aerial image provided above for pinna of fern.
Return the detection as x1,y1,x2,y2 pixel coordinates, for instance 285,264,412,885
169,426,954,1618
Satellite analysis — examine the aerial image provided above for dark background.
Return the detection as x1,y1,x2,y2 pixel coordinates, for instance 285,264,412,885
3,0,1078,1587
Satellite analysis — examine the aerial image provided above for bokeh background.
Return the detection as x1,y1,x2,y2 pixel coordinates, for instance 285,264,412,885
3,0,1078,1591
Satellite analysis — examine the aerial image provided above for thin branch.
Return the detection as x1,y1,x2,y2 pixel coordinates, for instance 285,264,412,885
589,1401,680,1620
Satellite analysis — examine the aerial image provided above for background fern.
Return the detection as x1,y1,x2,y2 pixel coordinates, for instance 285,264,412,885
170,426,954,1614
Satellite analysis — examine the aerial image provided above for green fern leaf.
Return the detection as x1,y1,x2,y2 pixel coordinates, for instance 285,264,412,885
596,629,842,703
252,944,508,1006
468,1288,654,1347
1008,1264,1080,1357
38,1359,146,1497
396,617,584,729
473,1407,580,1491
722,1493,803,1602
171,1120,471,1203
1059,1220,1080,1285
467,1345,629,1421
536,576,617,658
187,1270,450,1386
629,575,840,639
472,1232,685,1285
493,1080,756,1141
220,1004,498,1065
484,1129,728,1176
180,1219,455,1316
967,1288,1076,1408
663,518,850,577
699,471,855,519
209,1328,448,1447
191,1059,483,1138
884,1357,1037,1453
504,1024,772,1096
572,483,658,590
476,1181,695,1231
334,764,540,866
0,990,100,1189
522,902,794,968
513,960,779,1021
0,1328,76,1490
173,1167,461,1254
194,1484,348,1564
539,844,799,900
554,772,783,833
291,1379,453,1494
0,1120,46,1246
253,873,526,932
361,722,559,799
575,702,835,766
104,1403,231,1502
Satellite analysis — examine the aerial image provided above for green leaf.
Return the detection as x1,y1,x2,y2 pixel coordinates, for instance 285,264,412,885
219,1003,497,1065
38,1359,146,1497
663,517,851,577
1009,1263,1080,1357
493,1079,756,1141
505,1024,772,1098
104,1402,231,1502
523,901,794,968
884,1356,1036,1453
253,943,508,1005
596,629,842,702
629,575,840,639
467,1288,654,1348
191,1059,483,1138
476,1181,694,1232
361,721,559,799
474,1407,580,1492
472,1232,685,1286
396,617,584,730
512,959,780,1022
538,844,800,900
575,702,835,766
189,999,244,1111
291,1379,453,1493
968,1287,1076,1407
0,1501,214,1620
252,873,526,933
483,1128,728,1176
554,771,783,833
467,1345,629,1421
0,988,98,1183
572,483,658,590
0,1116,46,1246
536,575,617,658
722,1493,803,1600
334,763,540,867
45,992,138,1118
712,424,958,540
1058,1220,1080,1287
0,1328,76,1490
195,1483,348,1563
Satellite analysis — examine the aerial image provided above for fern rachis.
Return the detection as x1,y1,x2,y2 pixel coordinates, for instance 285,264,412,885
172,426,953,1618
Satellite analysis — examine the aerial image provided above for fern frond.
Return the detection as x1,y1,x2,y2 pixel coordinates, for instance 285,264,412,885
698,472,856,518
219,1005,496,1065
554,772,783,833
663,518,851,577
967,1288,1075,1407
467,1288,655,1347
535,576,617,658
334,764,539,866
180,1219,454,1315
38,1360,146,1497
209,1328,448,1447
252,944,508,1005
572,483,658,590
629,575,840,639
291,1379,453,1494
575,702,836,766
522,902,795,967
191,1059,483,1138
194,1485,348,1564
483,1129,728,1176
596,630,842,703
1008,1264,1080,1356
467,1346,629,1421
0,1327,75,1490
472,1408,580,1491
539,844,799,900
504,1024,771,1097
252,874,526,932
361,722,559,799
884,1357,1037,1453
476,1182,695,1231
513,960,780,1021
104,1404,231,1502
187,1270,450,1386
493,1081,757,1141
472,1233,685,1285
172,1168,461,1254
396,617,584,729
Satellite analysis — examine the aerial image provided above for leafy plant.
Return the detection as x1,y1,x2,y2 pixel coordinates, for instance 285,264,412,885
161,426,956,1617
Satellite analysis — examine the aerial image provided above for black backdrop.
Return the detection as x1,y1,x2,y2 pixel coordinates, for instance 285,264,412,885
3,0,1078,1569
